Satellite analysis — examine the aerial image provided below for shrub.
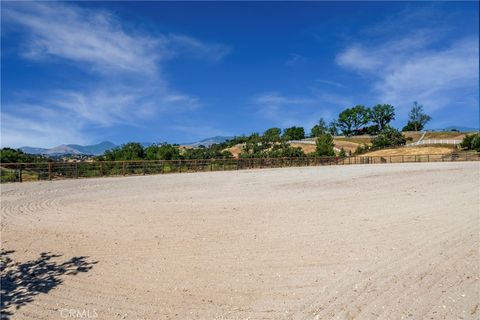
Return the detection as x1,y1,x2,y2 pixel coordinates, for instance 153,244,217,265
460,133,480,151
315,134,335,156
371,127,406,148
354,144,370,155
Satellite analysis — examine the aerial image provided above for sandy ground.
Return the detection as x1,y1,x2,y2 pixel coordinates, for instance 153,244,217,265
1,162,479,320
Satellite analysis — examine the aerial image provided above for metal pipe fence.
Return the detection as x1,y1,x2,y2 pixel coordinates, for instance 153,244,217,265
1,152,479,183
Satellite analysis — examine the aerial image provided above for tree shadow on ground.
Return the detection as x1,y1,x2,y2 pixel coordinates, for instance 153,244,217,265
0,249,97,320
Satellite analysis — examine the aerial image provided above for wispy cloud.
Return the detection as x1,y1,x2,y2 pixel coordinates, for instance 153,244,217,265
4,2,161,74
169,125,231,141
336,8,479,120
0,114,88,147
168,34,231,63
252,91,337,128
285,53,307,67
315,79,346,88
2,2,229,147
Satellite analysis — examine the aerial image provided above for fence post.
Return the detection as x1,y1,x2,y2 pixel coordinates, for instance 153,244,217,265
19,165,23,183
75,162,79,178
48,163,52,181
122,161,126,176
427,154,430,162
143,161,146,175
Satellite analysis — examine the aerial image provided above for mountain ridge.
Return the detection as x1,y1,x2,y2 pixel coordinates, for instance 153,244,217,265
21,141,116,156
19,136,233,155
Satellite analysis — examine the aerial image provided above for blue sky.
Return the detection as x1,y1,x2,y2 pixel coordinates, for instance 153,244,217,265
1,1,478,148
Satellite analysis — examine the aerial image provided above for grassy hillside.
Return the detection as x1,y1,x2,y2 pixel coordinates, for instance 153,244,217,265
224,131,473,158
403,131,473,142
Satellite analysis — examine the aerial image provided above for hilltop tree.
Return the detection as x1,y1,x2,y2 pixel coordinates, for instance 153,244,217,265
371,127,406,148
337,105,370,136
104,142,145,161
310,118,328,137
282,126,305,141
315,134,335,156
242,133,263,155
328,121,338,136
371,104,395,131
402,102,431,132
145,144,181,160
263,127,282,144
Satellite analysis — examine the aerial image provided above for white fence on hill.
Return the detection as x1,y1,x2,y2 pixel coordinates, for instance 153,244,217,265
407,139,461,147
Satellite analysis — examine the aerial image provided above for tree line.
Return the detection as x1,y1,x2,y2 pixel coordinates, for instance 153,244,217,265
2,101,479,163
98,101,431,160
313,101,431,137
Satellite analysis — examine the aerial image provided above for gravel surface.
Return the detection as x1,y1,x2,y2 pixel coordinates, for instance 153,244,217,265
1,162,479,319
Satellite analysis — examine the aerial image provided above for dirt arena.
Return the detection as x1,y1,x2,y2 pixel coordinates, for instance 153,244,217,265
1,162,479,319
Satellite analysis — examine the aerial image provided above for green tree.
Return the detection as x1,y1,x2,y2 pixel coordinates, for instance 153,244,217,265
371,127,406,148
263,127,282,144
403,102,431,131
104,143,145,161
0,148,41,163
315,134,335,156
460,133,480,151
145,144,181,160
328,121,338,136
401,122,416,132
267,143,306,158
282,126,305,140
310,118,328,137
371,104,395,131
337,105,371,136
242,133,263,155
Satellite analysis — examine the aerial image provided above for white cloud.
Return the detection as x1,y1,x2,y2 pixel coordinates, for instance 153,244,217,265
315,79,346,88
4,2,162,74
285,53,307,67
0,114,88,148
375,38,478,112
4,2,230,73
2,2,229,147
336,29,479,117
169,125,230,140
252,92,337,128
168,34,231,63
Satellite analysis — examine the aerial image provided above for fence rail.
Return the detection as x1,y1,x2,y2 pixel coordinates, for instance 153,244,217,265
1,152,479,183
407,139,462,146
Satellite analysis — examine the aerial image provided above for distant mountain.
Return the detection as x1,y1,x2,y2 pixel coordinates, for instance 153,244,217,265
66,141,117,155
20,146,49,154
19,137,234,156
183,136,233,147
20,141,116,156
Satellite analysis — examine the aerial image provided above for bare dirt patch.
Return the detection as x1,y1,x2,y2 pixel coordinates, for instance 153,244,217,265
1,163,479,319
